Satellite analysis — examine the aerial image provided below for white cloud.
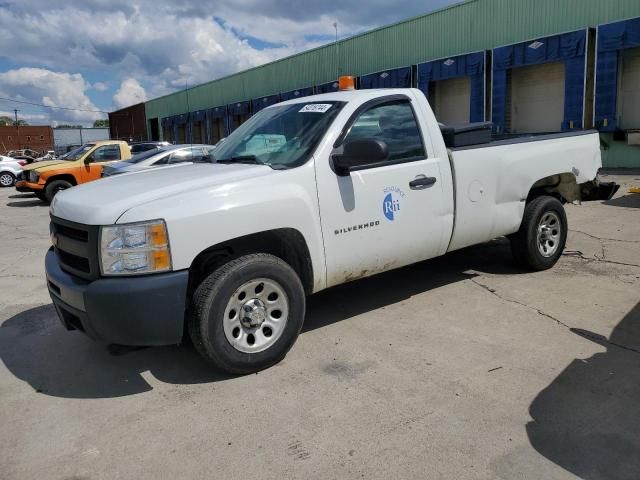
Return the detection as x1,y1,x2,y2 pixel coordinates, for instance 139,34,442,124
0,68,105,125
91,82,109,91
113,78,147,109
0,0,457,110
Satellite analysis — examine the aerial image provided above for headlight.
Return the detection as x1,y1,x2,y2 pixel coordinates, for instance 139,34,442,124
29,171,40,183
99,220,171,275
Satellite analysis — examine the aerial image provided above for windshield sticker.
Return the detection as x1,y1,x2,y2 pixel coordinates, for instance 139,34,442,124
299,104,332,113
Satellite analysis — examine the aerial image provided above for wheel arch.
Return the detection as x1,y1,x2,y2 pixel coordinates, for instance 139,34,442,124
187,228,314,297
527,172,579,204
45,174,78,187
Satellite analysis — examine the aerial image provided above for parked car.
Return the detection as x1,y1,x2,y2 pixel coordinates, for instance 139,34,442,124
16,140,132,203
102,145,216,177
46,84,616,374
129,141,171,155
0,155,27,187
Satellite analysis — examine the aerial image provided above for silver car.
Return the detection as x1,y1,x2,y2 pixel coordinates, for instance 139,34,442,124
102,144,215,177
0,155,26,187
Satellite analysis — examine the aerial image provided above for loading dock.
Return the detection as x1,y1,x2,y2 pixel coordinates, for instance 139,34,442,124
174,113,189,143
359,66,412,89
227,101,251,133
510,62,566,133
281,87,313,101
316,81,339,94
418,51,486,125
492,30,588,134
161,117,174,143
252,94,280,115
595,17,640,131
189,110,206,144
207,106,227,144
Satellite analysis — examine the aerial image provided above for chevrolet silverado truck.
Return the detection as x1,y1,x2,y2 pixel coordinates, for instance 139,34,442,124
17,140,131,203
45,85,615,374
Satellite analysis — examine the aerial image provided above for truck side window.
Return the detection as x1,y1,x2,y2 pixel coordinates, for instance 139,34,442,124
93,145,121,162
344,101,426,162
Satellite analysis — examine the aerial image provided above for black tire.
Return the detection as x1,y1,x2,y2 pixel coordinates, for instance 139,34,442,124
35,191,47,202
0,172,15,187
188,253,305,374
510,195,567,271
44,179,73,203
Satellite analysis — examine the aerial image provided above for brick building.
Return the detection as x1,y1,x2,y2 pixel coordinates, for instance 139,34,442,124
108,102,147,142
0,125,54,154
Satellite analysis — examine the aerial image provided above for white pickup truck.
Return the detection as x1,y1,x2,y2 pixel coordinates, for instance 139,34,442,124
46,86,616,374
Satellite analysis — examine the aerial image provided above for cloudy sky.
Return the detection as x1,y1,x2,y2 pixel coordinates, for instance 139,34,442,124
0,0,458,125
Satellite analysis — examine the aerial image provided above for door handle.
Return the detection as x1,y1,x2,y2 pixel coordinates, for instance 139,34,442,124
409,176,437,189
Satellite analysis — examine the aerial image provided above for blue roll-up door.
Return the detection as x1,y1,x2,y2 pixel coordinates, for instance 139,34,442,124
418,51,485,123
492,29,587,133
316,81,339,94
595,17,640,131
281,87,314,101
207,106,228,142
227,101,252,133
252,94,281,114
359,66,412,89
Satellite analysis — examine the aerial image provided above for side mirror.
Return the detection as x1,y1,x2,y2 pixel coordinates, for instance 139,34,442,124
332,139,388,176
84,155,94,164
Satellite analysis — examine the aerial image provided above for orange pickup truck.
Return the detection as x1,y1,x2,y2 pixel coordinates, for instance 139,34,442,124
16,140,131,203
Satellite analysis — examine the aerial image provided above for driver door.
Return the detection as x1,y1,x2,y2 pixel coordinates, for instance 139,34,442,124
316,96,448,287
82,144,122,181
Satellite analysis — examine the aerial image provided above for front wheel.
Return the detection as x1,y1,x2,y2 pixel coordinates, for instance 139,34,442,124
0,172,15,187
510,195,567,271
44,179,73,203
188,253,305,374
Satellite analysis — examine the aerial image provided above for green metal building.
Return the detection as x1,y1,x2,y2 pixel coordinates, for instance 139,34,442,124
137,0,640,167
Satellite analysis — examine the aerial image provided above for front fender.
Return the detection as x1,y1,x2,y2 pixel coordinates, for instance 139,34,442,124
117,162,327,292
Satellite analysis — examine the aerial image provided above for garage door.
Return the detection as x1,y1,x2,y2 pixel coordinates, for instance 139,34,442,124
619,47,640,130
433,76,471,125
511,62,565,133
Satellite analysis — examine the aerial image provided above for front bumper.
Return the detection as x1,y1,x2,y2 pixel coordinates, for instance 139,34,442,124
45,249,189,346
15,180,44,192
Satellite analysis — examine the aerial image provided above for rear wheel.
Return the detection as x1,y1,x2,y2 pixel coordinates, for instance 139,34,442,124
45,179,72,203
0,172,15,187
510,195,567,271
35,192,47,202
188,253,305,374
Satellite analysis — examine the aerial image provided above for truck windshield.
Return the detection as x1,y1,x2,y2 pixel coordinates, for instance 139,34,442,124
213,101,345,169
62,144,94,161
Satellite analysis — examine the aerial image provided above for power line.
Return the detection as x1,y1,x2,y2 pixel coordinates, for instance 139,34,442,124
0,96,109,114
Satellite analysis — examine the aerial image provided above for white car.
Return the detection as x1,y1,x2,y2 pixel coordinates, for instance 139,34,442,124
0,155,26,187
46,85,616,374
102,144,216,177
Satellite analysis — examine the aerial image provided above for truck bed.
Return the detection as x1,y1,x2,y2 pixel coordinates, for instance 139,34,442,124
450,129,599,151
446,130,602,253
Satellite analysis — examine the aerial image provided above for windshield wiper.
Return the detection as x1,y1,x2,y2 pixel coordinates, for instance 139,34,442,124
217,155,262,165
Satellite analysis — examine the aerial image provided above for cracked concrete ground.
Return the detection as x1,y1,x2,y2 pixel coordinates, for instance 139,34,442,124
0,174,638,480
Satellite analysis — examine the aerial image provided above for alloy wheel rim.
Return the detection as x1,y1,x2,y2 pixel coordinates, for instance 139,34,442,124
0,174,13,186
223,278,289,353
537,211,561,258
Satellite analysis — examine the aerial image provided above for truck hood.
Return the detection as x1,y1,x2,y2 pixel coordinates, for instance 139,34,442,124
22,160,68,171
50,163,274,225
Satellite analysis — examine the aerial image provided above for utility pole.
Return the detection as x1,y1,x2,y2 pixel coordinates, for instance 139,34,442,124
14,109,20,149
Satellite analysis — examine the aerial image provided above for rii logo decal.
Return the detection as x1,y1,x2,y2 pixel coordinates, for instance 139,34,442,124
382,186,405,221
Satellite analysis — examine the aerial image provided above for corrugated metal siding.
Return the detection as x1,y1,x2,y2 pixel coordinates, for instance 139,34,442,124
145,0,640,122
